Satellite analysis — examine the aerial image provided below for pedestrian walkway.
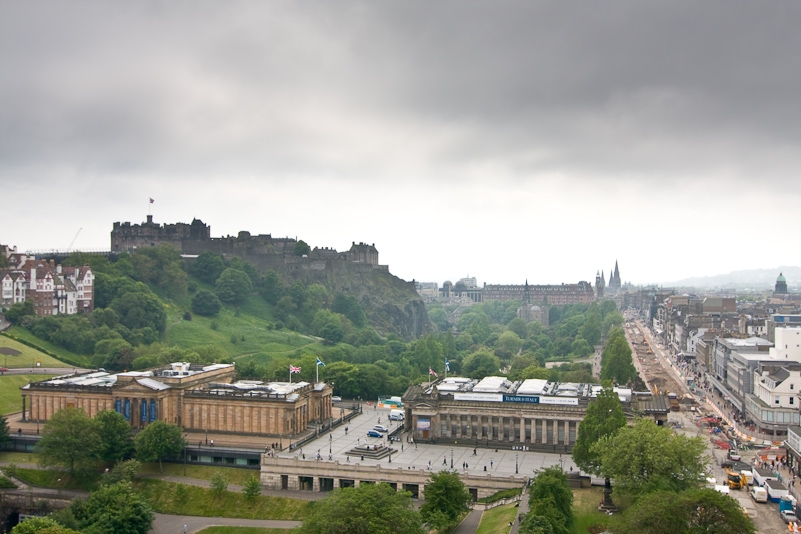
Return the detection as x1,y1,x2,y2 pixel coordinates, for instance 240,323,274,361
151,513,301,534
452,509,483,534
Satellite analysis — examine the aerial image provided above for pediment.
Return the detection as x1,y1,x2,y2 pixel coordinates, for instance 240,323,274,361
115,382,157,394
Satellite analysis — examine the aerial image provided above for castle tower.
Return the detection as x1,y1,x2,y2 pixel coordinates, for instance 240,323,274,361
775,272,788,295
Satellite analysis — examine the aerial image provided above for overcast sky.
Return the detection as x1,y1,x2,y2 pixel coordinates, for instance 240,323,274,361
2,1,800,287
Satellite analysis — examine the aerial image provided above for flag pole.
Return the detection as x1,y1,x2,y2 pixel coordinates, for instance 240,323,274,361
316,361,319,384
289,366,292,384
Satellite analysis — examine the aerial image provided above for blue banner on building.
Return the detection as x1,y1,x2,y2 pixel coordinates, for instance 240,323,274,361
115,399,122,414
124,399,130,421
141,400,147,422
149,400,156,422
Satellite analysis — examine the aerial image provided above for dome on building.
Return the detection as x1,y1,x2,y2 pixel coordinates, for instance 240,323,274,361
778,272,787,283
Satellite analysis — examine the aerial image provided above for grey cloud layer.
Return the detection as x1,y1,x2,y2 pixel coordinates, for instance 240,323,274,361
1,1,800,189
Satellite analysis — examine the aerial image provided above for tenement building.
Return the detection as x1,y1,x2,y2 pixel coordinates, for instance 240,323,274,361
20,362,333,436
401,377,665,451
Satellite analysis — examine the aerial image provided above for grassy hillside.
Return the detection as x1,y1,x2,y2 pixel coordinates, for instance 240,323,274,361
0,375,58,414
0,333,75,368
165,305,321,359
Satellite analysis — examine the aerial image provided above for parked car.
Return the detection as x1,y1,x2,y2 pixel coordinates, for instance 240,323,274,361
367,430,382,438
781,510,797,523
0,367,9,372
373,425,388,433
332,396,342,402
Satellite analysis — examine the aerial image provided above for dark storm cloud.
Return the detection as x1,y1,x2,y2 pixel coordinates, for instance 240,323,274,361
1,0,800,188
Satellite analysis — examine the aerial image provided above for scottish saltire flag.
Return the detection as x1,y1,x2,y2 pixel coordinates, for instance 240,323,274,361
429,367,438,377
445,359,450,372
317,357,325,366
290,365,301,373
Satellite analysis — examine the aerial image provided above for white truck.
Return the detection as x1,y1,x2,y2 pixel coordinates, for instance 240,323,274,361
389,409,404,421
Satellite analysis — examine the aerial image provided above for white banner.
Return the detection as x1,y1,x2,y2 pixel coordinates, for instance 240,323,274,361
453,393,503,402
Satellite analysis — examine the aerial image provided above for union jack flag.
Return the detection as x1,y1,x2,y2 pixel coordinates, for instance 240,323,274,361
290,365,301,374
429,368,438,377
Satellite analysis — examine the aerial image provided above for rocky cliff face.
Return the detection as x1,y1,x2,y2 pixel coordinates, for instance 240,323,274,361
278,264,431,341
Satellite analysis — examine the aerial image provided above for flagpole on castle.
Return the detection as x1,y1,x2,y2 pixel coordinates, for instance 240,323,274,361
316,360,319,384
289,366,292,384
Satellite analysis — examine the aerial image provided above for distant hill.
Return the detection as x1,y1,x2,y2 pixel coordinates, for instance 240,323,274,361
663,266,801,290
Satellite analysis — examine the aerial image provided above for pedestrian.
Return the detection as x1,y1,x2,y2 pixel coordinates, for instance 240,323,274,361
443,457,447,465
210,439,213,446
347,456,350,463
184,525,187,534
490,460,493,468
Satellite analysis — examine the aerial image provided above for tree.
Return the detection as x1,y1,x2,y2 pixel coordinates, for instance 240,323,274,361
215,268,253,304
592,418,707,496
420,471,472,529
210,471,229,497
496,331,523,355
526,466,573,533
600,336,636,385
192,289,222,316
260,269,284,304
134,420,185,472
4,299,34,324
109,284,167,332
0,414,9,449
57,481,154,534
10,517,81,534
614,488,755,534
461,350,500,379
36,408,100,477
191,251,226,284
293,240,311,257
93,410,134,463
243,473,262,500
572,385,626,476
298,482,424,534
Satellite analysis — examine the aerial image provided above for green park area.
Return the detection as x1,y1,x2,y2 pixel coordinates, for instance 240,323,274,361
476,503,518,534
0,333,73,369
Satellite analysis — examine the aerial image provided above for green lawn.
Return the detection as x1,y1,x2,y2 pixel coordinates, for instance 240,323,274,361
135,479,308,520
0,375,58,414
0,333,75,368
476,503,518,534
196,528,293,534
0,451,38,464
139,462,257,485
165,305,319,358
570,487,612,534
8,467,99,492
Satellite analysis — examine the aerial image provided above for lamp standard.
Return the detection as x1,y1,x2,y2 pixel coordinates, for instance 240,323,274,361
329,433,332,455
515,452,518,474
183,434,188,476
450,447,454,469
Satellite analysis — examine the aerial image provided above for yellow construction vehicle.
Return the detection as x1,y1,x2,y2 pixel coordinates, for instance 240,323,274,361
725,467,744,490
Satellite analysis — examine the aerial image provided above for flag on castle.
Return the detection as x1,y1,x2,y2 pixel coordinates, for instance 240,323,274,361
429,368,438,377
445,359,450,372
149,198,154,204
316,358,325,367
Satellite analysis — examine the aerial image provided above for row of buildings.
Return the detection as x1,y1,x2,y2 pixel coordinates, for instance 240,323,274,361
416,261,625,308
1,245,95,316
644,274,801,440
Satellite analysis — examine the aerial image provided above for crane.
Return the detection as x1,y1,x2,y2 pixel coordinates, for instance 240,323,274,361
68,228,82,251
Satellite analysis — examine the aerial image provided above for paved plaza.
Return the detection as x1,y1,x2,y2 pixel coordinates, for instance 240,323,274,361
278,402,578,479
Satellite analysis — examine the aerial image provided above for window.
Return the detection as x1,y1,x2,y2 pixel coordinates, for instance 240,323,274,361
791,397,795,405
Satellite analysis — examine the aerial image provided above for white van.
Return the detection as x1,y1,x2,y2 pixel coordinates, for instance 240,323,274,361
390,409,404,421
741,470,754,486
751,486,768,503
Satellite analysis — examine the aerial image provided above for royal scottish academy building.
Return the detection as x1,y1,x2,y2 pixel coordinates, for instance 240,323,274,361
402,376,668,451
20,362,334,436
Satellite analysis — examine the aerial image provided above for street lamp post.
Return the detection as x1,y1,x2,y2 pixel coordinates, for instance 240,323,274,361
450,447,453,469
184,434,188,476
515,452,518,474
